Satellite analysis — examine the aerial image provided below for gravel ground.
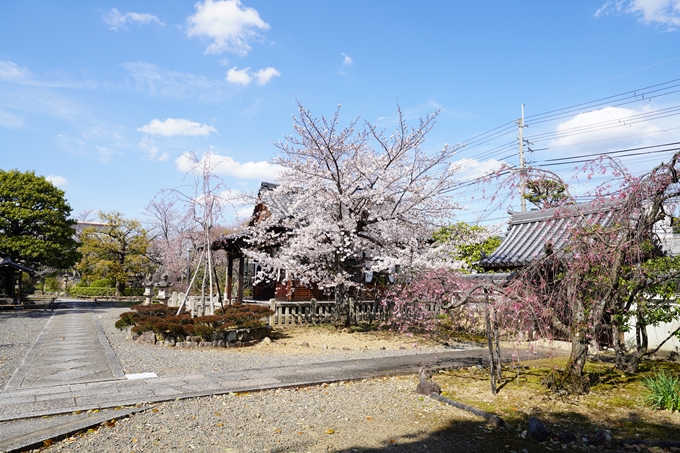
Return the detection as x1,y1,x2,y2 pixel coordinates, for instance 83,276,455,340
36,376,525,453
95,306,479,377
4,304,527,452
0,309,52,390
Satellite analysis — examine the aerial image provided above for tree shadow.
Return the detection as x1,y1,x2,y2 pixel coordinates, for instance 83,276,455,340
265,404,680,453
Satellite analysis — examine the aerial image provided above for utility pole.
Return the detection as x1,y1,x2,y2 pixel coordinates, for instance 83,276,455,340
517,104,527,212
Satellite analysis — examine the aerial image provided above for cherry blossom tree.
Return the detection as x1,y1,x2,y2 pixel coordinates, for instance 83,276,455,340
245,103,470,327
498,154,680,393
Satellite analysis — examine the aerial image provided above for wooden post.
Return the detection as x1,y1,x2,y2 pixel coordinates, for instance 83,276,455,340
226,256,233,305
485,289,497,395
237,256,244,303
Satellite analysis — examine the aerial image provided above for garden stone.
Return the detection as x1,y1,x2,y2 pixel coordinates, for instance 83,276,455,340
227,331,237,342
528,417,549,442
217,340,225,347
261,337,271,345
558,432,577,444
199,341,211,348
136,331,156,345
415,367,441,396
590,429,613,448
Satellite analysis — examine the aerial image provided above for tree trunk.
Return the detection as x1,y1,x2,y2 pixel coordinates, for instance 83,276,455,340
612,319,625,370
334,282,350,328
565,296,591,394
626,314,648,373
115,280,125,297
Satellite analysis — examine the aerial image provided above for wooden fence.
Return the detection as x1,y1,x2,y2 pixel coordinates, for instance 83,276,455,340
268,298,390,327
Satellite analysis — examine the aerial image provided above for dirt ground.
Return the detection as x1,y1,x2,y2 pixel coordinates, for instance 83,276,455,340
253,327,680,449
254,325,452,353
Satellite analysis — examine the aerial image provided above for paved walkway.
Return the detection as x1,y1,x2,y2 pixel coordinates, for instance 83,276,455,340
6,306,124,390
0,301,558,452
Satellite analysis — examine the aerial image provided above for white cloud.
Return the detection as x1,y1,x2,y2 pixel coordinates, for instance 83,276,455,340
596,0,680,28
138,118,217,136
0,60,33,83
176,151,282,180
55,125,127,164
186,0,270,55
45,175,68,187
123,62,231,102
226,67,252,86
548,106,662,151
95,146,116,164
226,66,279,86
103,8,165,30
0,60,98,89
254,67,280,85
0,108,24,128
341,53,353,65
452,158,505,180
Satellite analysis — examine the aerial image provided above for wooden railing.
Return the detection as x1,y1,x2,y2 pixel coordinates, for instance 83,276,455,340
268,298,389,326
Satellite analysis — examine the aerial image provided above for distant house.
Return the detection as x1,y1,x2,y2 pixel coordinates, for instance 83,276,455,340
0,257,34,304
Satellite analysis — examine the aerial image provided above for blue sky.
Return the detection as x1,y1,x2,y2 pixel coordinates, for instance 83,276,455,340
3,0,680,226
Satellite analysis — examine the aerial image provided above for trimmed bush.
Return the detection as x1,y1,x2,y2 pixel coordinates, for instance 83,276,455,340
115,303,273,342
69,287,145,297
90,278,114,288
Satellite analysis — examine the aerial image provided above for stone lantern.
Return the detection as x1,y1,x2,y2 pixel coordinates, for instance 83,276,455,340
154,274,172,305
142,275,154,305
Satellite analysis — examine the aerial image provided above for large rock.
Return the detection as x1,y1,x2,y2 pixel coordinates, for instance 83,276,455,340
528,417,549,442
136,331,156,345
590,429,613,448
415,380,441,396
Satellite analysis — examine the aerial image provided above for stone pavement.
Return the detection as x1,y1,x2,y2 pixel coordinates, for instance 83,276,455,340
6,306,124,390
0,301,558,452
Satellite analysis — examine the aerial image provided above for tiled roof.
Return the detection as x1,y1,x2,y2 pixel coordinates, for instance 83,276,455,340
479,201,621,271
0,257,35,274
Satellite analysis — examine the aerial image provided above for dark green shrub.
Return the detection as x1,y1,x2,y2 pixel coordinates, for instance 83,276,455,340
69,287,116,297
91,278,114,288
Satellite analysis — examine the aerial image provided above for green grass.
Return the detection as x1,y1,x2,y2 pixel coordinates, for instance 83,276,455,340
643,371,680,412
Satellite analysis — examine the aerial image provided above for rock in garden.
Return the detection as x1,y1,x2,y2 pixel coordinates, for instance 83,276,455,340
528,417,549,442
136,331,156,345
558,432,577,444
415,380,441,395
590,429,613,447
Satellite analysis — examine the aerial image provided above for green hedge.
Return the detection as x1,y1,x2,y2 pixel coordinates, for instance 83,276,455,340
69,287,145,297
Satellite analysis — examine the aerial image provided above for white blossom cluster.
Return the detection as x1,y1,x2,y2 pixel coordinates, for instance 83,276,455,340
245,104,471,291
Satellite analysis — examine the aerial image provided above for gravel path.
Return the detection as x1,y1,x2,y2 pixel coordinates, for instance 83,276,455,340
36,376,517,453
96,306,478,377
0,309,52,391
